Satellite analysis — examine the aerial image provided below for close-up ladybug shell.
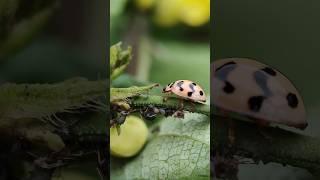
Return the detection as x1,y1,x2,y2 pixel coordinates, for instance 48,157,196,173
211,58,307,129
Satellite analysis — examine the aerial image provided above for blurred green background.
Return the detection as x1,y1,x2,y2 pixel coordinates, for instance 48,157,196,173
213,0,319,179
111,0,210,93
0,1,107,84
0,1,106,179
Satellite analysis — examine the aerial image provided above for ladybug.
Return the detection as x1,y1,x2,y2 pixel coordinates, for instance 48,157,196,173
162,80,207,103
212,58,307,129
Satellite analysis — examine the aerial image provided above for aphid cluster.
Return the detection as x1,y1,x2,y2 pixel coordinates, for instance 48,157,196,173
140,105,164,121
140,105,185,120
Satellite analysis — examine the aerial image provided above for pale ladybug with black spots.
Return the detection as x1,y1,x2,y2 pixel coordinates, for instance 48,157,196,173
163,80,206,103
211,58,307,129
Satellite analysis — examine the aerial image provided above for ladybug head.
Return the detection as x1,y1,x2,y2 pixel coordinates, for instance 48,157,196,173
162,82,174,93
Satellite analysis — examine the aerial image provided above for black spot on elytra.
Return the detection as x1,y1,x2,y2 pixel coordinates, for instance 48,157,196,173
187,92,193,97
199,91,204,96
248,96,265,112
163,88,166,91
287,93,298,108
223,81,235,94
261,67,277,76
192,82,197,86
169,83,173,88
180,87,184,91
215,61,236,72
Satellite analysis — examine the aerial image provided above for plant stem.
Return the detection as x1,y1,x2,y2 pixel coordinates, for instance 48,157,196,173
213,115,320,177
131,95,210,116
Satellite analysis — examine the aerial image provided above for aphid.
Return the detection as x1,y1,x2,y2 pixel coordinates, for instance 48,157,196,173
163,108,176,117
140,105,160,121
140,105,184,120
173,110,185,118
110,110,129,135
163,80,206,103
212,58,307,129
117,111,129,125
110,102,131,126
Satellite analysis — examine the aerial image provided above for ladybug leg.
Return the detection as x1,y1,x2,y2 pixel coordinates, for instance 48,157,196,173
190,102,196,112
220,110,236,145
179,98,184,110
172,99,185,119
254,118,273,142
228,120,236,145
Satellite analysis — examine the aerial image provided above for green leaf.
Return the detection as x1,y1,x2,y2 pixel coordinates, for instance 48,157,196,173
110,83,159,102
110,42,132,80
111,113,210,179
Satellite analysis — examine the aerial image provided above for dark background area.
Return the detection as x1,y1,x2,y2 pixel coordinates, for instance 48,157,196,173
213,0,318,105
0,1,107,84
213,0,319,179
0,1,107,179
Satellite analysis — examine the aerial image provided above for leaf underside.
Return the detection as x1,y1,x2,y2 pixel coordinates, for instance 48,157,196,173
110,83,159,102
